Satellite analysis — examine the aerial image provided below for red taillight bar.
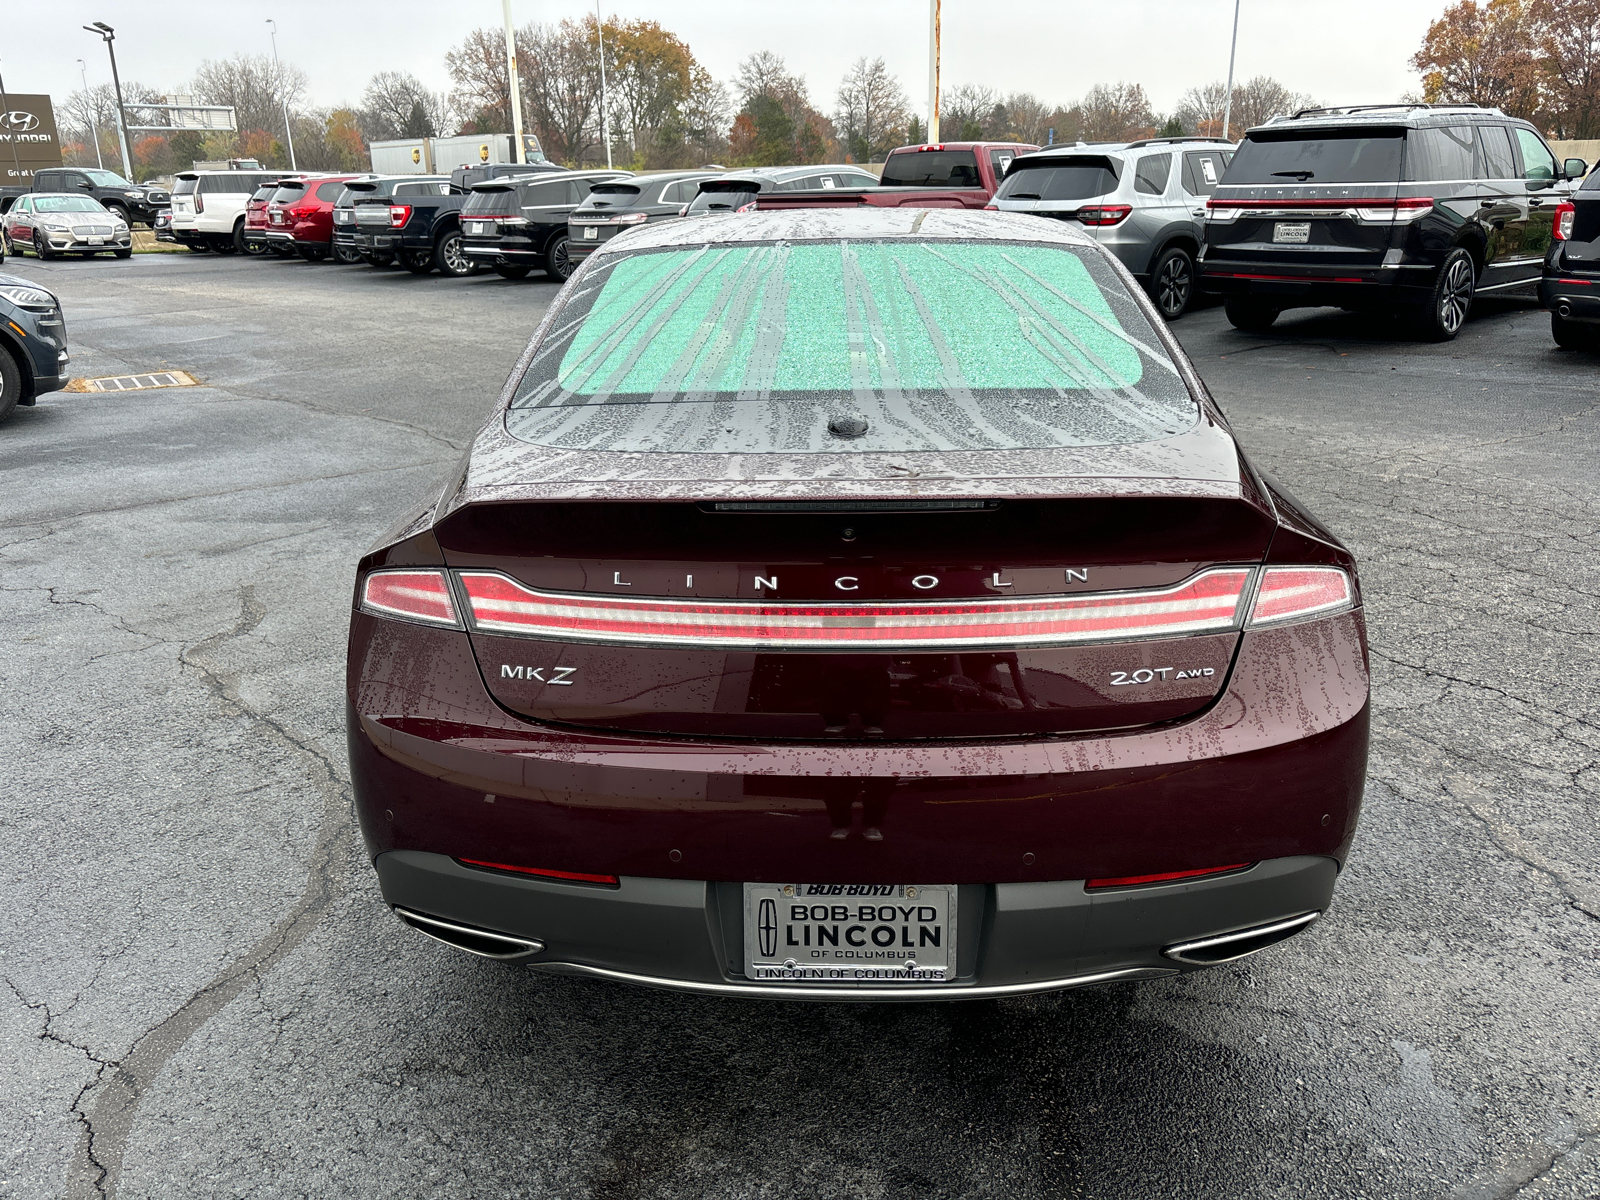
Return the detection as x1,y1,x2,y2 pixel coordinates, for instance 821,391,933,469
1076,204,1132,226
1086,863,1252,889
359,570,459,627
458,568,1254,650
1249,567,1353,626
459,859,620,886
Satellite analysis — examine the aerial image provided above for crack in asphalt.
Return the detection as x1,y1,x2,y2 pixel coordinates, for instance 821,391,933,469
1451,1122,1600,1199
1444,775,1600,923
61,586,358,1200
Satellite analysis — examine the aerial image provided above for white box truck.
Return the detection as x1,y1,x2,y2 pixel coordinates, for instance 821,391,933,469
370,134,547,176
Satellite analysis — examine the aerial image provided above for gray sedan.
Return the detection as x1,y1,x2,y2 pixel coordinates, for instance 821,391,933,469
3,193,132,260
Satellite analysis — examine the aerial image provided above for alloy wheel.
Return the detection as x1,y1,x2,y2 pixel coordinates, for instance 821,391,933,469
1157,253,1192,318
548,236,571,280
1438,255,1473,335
440,233,470,275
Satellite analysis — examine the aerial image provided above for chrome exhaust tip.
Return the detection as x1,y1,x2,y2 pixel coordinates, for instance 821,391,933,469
1162,911,1320,966
392,906,545,960
1558,303,1573,319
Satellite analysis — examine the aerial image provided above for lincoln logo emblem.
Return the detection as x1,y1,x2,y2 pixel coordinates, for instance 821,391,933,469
0,111,40,133
758,898,777,957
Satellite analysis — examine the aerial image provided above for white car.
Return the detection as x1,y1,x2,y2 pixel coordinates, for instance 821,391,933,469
169,169,273,254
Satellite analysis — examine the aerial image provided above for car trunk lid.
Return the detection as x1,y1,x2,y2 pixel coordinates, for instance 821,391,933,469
437,493,1275,741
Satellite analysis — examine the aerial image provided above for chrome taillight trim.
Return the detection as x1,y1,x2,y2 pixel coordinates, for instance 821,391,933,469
1247,567,1355,627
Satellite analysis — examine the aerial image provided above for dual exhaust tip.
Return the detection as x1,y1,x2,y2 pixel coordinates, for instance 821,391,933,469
1162,911,1320,966
392,905,1322,972
392,906,544,960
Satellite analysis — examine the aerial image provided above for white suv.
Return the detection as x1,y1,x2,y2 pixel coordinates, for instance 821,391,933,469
170,169,273,254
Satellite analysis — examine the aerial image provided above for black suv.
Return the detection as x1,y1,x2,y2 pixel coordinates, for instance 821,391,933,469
28,166,168,227
0,273,69,423
1200,104,1583,339
460,170,631,280
349,163,568,278
1541,168,1600,348
567,171,719,268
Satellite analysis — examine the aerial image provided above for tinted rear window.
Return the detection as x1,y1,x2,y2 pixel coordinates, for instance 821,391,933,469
463,188,516,215
270,184,307,203
507,238,1193,454
251,186,276,201
1405,126,1475,181
1225,128,1404,185
880,150,981,188
315,181,344,202
996,158,1120,202
689,187,757,213
174,178,198,196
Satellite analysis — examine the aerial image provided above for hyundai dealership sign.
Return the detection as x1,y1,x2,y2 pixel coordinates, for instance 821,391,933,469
0,95,63,182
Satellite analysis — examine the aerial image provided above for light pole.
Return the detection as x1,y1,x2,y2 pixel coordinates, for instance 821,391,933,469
926,0,941,143
78,59,105,170
595,1,612,169
265,20,297,170
502,0,526,164
83,23,134,179
1221,0,1241,141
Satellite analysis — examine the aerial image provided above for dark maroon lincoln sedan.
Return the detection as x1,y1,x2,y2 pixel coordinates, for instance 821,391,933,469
347,209,1369,999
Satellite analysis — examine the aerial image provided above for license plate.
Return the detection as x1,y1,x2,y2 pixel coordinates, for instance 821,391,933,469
88,237,105,245
583,225,598,239
469,222,486,235
743,883,956,985
1273,222,1311,243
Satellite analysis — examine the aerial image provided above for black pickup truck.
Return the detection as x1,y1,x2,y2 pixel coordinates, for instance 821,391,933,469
0,166,169,226
350,162,568,277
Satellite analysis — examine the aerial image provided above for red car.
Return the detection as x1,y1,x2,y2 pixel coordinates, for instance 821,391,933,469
347,208,1370,1000
243,177,304,257
264,174,370,262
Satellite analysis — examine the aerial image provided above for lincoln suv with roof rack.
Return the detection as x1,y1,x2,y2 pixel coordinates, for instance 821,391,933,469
1200,104,1584,340
993,137,1234,319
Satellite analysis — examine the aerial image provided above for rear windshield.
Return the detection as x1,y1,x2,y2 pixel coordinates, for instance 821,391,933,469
251,186,276,201
506,238,1193,454
688,186,757,213
174,178,198,196
1583,170,1600,192
463,188,516,216
270,183,307,203
881,150,981,188
997,158,1120,202
1225,128,1404,185
590,183,642,197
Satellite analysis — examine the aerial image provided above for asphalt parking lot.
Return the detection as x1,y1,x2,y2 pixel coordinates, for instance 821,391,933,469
2,249,1598,1200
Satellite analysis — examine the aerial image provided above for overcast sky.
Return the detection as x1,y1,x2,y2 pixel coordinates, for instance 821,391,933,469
8,0,1447,120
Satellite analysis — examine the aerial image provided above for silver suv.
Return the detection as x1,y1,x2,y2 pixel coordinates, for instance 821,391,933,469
992,137,1234,319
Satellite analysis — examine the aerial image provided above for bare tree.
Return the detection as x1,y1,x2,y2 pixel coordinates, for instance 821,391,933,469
521,18,601,163
835,57,910,162
941,83,1000,139
446,28,511,132
1177,81,1231,137
191,54,308,142
1229,76,1317,131
360,71,451,141
1078,82,1156,141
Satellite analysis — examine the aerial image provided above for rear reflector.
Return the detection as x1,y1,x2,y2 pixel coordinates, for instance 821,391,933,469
1086,863,1251,889
1249,567,1353,626
459,859,620,886
458,568,1253,650
360,570,459,627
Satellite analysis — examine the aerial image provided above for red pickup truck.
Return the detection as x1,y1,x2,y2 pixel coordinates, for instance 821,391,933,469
756,141,1038,211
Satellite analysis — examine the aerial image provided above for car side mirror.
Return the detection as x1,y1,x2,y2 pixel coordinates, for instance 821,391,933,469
1565,158,1588,181
78,180,94,191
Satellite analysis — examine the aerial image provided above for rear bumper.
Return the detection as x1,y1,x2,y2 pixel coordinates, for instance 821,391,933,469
376,849,1337,999
1540,274,1600,322
1201,260,1431,307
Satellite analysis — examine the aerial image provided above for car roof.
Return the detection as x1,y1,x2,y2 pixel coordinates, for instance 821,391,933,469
595,207,1099,254
1248,104,1528,135
24,192,99,198
1013,138,1231,164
